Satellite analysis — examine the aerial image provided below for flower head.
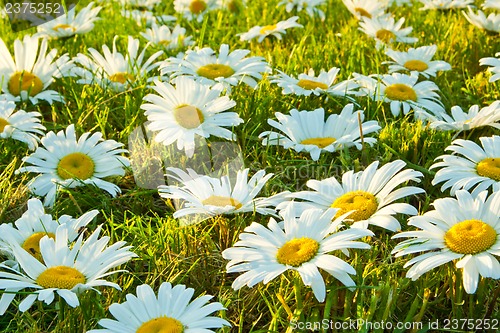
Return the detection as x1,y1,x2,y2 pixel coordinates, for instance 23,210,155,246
359,14,418,49
238,16,303,43
429,102,500,132
342,0,387,20
483,0,500,10
140,22,194,50
0,100,45,150
384,45,451,78
480,52,500,83
419,0,474,10
174,0,218,22
278,0,327,21
463,8,500,34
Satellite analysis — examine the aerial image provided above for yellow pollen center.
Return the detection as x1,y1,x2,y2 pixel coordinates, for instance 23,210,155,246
8,71,44,97
476,158,500,181
136,316,184,333
196,64,235,80
260,24,277,34
36,266,86,289
159,40,171,47
52,24,75,32
296,79,329,90
173,105,204,129
22,232,55,262
375,29,396,44
0,117,9,133
301,137,336,148
276,237,320,267
355,7,372,18
404,60,429,72
444,219,497,255
331,191,378,222
384,83,417,102
57,152,95,180
109,72,135,84
202,195,243,209
189,0,207,14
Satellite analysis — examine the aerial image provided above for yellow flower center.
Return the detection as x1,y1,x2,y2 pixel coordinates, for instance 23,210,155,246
331,191,378,222
384,83,417,102
404,60,429,72
136,317,184,333
227,0,240,12
159,40,171,47
8,71,44,97
476,158,500,181
375,29,396,44
196,64,235,80
189,0,207,14
57,152,95,180
52,24,76,32
109,72,135,84
202,195,243,209
260,24,277,34
36,266,86,289
296,79,329,90
301,137,336,148
0,117,9,133
444,219,497,255
173,105,204,129
22,232,55,262
276,237,320,267
355,7,372,18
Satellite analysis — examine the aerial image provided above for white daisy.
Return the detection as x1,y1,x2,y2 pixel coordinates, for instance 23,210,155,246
342,0,387,20
0,35,73,104
222,204,374,302
429,101,500,132
359,14,418,49
237,16,303,43
158,167,276,224
277,160,425,232
384,45,452,78
35,2,102,39
16,124,130,207
121,9,177,27
483,0,500,10
0,100,45,150
140,77,242,157
278,0,327,21
72,35,163,92
480,52,500,83
87,282,230,333
419,0,474,10
140,22,194,50
160,43,271,91
463,8,500,34
259,106,380,161
0,224,136,314
392,190,500,294
174,0,218,23
430,135,500,196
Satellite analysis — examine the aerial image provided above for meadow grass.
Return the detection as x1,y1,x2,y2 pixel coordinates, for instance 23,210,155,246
0,0,499,332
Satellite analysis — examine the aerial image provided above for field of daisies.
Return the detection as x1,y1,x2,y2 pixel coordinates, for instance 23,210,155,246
0,0,499,332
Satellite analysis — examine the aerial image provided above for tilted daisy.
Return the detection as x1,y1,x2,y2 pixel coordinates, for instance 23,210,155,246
429,102,500,132
278,0,327,21
174,0,218,23
222,204,374,302
140,77,242,157
277,160,425,231
359,14,418,49
16,124,130,207
342,0,387,20
87,282,230,333
480,52,500,83
0,35,73,104
160,43,270,91
419,0,474,10
237,16,303,43
430,135,500,196
35,2,102,39
392,190,500,294
483,0,500,10
259,106,380,161
140,22,194,50
384,45,451,78
0,100,45,150
121,9,177,27
0,225,136,314
72,35,163,92
463,8,500,34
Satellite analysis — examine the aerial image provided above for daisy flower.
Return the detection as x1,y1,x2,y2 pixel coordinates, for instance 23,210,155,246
0,225,136,314
430,135,500,196
35,2,102,39
160,43,270,91
140,22,194,50
269,67,360,98
174,0,218,23
384,45,452,78
480,52,500,83
429,102,500,132
16,124,130,207
237,16,303,43
483,0,500,10
121,9,177,27
419,0,474,10
463,8,500,34
87,282,230,332
278,0,327,21
72,35,163,92
259,105,380,161
392,190,500,294
342,0,387,20
0,100,45,150
222,204,374,302
277,160,425,231
158,167,276,224
359,14,418,49
140,77,242,157
0,35,73,104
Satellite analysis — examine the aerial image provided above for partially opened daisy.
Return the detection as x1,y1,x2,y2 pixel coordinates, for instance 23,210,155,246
140,77,242,157
140,22,194,50
480,52,500,82
87,282,230,332
277,160,425,231
0,35,73,104
238,16,303,43
463,8,500,34
431,135,500,196
278,0,327,21
222,204,374,302
429,102,500,132
392,190,500,294
483,0,500,10
0,225,136,314
259,106,380,161
72,35,163,92
160,44,270,91
174,0,218,22
16,124,130,207
419,0,474,10
342,0,387,20
359,14,418,49
384,45,451,78
0,100,45,150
